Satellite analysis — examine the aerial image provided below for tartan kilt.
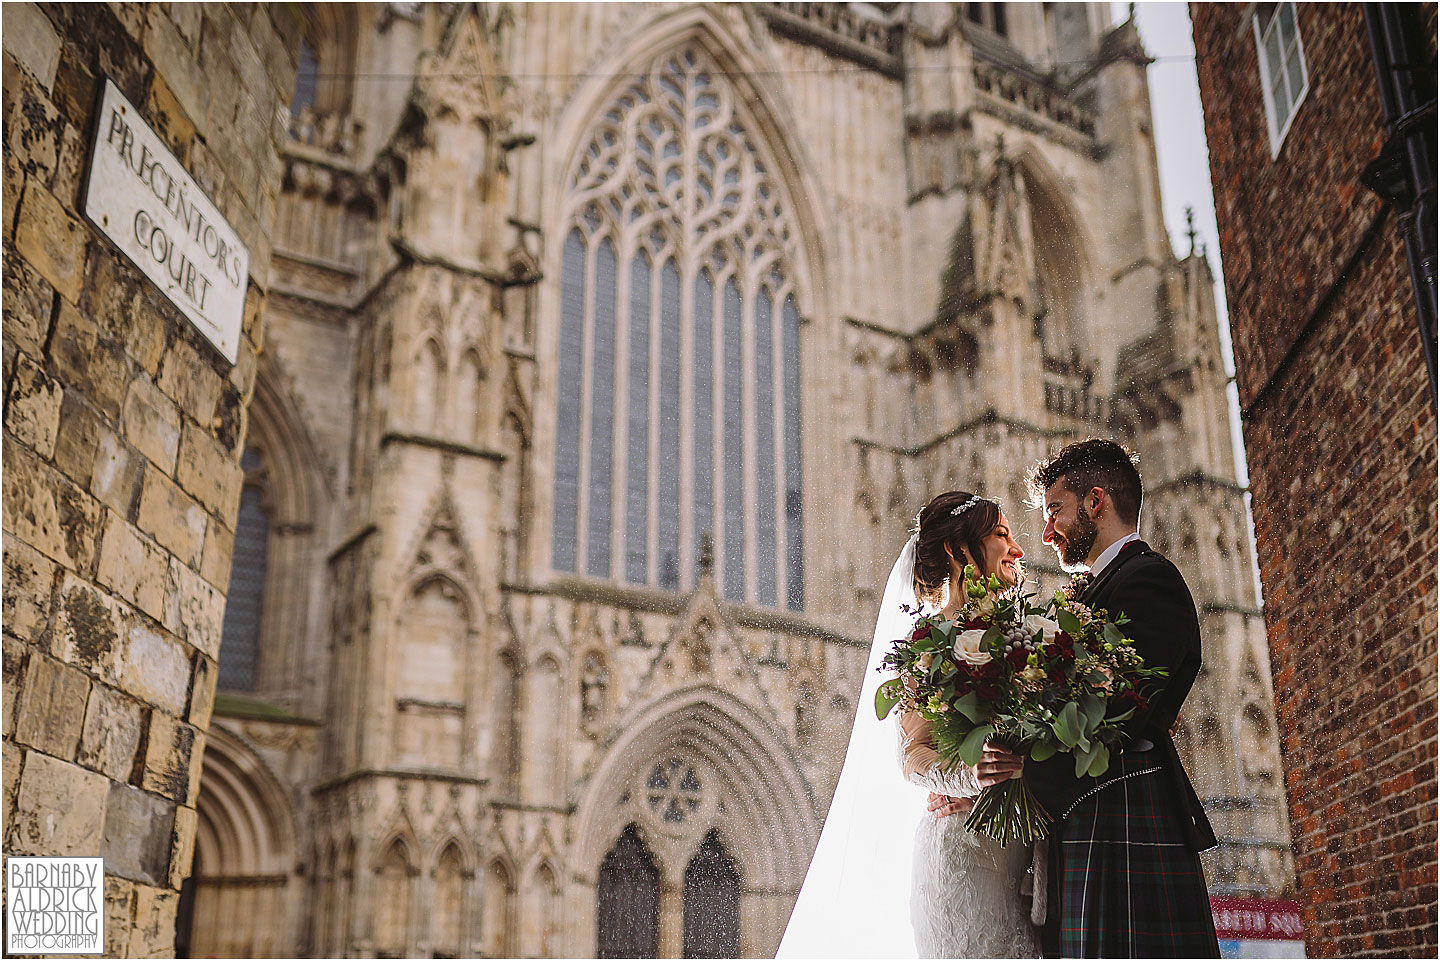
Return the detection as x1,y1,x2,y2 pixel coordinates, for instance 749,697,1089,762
1056,752,1220,958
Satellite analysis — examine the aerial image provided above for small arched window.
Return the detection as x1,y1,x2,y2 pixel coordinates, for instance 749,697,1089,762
598,824,660,958
683,830,740,958
218,448,269,691
292,38,319,117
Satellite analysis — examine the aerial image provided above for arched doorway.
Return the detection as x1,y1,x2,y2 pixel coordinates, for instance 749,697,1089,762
173,727,298,958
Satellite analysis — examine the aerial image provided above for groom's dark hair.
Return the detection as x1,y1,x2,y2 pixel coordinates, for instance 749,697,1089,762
1027,439,1142,525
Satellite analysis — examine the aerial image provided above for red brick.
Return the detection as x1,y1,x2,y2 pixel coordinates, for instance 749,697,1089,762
1193,2,1438,956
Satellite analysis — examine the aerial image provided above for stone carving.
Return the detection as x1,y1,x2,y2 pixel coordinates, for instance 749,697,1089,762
580,652,609,727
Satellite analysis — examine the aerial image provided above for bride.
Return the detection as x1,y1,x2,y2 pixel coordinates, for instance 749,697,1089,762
778,491,1041,959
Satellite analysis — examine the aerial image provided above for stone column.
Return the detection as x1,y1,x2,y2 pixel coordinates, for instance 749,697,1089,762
2,3,298,955
659,884,683,957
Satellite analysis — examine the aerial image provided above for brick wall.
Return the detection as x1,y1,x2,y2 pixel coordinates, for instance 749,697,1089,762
1192,3,1438,956
2,3,297,955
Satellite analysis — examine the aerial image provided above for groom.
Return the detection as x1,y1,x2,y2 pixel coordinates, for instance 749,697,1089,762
930,439,1220,958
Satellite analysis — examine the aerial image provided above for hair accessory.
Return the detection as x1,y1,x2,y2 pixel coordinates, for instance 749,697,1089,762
951,495,985,517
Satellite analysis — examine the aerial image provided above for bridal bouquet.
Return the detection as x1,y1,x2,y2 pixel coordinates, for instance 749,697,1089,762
874,566,1168,845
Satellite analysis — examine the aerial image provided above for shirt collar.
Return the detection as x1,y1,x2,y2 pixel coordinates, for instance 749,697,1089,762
1091,531,1141,578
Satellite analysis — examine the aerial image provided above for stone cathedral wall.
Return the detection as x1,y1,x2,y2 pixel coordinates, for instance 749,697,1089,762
2,3,1301,956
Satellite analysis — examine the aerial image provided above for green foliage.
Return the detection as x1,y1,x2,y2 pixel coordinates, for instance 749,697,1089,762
1074,741,1111,778
875,677,902,720
1057,608,1084,635
952,690,987,724
1052,701,1083,748
957,724,995,767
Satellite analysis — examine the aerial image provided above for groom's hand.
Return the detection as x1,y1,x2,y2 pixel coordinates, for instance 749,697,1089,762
927,792,974,819
975,745,1025,788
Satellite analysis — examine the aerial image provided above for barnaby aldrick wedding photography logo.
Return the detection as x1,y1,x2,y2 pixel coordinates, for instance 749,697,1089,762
5,858,104,956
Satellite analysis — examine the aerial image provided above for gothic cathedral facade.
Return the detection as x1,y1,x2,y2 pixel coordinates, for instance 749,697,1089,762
180,4,1295,957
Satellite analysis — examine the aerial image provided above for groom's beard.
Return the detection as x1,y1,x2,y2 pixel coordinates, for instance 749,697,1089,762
1058,508,1098,570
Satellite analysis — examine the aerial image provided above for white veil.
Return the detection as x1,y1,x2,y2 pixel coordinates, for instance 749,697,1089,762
777,534,929,958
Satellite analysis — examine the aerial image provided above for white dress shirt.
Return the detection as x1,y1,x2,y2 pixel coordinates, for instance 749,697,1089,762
1090,530,1141,578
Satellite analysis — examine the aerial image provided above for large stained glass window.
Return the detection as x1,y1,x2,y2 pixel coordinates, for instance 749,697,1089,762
551,45,805,610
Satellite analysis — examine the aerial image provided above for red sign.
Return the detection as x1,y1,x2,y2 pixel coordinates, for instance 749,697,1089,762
1211,896,1304,941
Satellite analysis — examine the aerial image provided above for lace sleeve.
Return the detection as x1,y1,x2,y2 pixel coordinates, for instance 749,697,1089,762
896,709,983,798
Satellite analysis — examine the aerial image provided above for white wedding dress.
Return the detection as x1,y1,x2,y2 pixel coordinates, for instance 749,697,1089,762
899,711,1039,958
778,534,1039,959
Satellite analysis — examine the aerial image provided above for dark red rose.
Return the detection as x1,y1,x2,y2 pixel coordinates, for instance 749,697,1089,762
1048,668,1068,687
962,618,989,631
911,623,931,641
980,660,1003,678
1006,648,1029,669
977,682,1002,701
1118,690,1149,711
1054,631,1074,651
955,677,975,696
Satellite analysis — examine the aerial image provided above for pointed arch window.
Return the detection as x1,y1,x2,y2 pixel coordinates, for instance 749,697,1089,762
219,448,269,691
551,44,806,610
292,38,319,117
597,825,660,958
683,830,740,958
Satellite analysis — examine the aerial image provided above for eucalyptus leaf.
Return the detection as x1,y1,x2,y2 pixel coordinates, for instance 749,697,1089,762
875,678,903,720
1103,622,1126,646
1074,743,1096,778
1086,742,1111,777
953,691,987,724
1080,692,1106,730
1030,740,1058,762
958,724,995,767
1053,701,1081,748
1057,609,1084,636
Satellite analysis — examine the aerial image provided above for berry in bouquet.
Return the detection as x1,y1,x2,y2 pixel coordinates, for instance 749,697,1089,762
874,564,1169,845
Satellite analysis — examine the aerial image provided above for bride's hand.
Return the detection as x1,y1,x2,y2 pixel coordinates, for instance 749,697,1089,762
927,792,974,819
974,745,1024,788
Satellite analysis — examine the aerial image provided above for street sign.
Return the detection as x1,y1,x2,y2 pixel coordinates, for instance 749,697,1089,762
83,78,249,365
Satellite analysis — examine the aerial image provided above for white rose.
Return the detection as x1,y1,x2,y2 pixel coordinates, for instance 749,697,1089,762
973,593,998,617
1025,615,1062,644
954,629,992,666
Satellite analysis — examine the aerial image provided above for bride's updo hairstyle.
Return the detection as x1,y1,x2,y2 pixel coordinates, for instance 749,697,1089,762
912,490,1001,607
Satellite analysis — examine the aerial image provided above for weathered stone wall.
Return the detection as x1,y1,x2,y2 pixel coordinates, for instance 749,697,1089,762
2,3,297,955
1192,2,1438,956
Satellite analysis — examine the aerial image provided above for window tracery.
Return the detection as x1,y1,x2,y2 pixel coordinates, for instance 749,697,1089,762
646,758,704,825
552,44,805,610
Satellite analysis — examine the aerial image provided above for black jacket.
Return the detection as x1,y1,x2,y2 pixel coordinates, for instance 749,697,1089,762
1025,540,1218,852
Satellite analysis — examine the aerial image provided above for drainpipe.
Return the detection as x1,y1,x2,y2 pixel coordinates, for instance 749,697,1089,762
1361,3,1438,409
